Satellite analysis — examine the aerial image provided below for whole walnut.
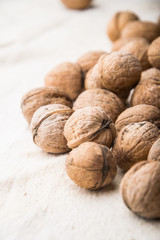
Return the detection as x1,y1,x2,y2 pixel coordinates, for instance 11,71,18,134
120,160,160,219
112,121,160,171
107,11,139,42
66,142,117,190
121,38,151,70
121,21,160,43
112,37,141,51
131,68,160,109
148,37,160,69
31,104,73,154
21,87,72,123
77,51,106,73
115,104,160,134
73,88,125,122
148,138,160,162
64,106,116,149
61,0,92,9
44,62,82,100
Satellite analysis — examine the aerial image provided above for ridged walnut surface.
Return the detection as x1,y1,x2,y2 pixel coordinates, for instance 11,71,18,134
112,121,160,171
73,88,125,122
21,87,72,123
84,65,102,89
61,0,92,9
64,106,116,149
147,138,160,162
31,104,73,154
112,37,141,51
120,161,160,219
148,37,160,69
66,142,117,190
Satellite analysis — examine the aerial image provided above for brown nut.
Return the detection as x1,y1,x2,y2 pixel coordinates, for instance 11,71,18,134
131,68,160,109
115,104,160,134
112,121,160,171
73,88,125,122
112,37,141,51
31,104,73,154
64,106,116,149
84,65,102,89
121,38,151,70
66,142,117,190
148,138,160,161
21,87,72,123
120,160,160,219
148,37,160,69
121,21,160,43
61,0,92,9
107,11,139,42
77,51,106,73
44,62,82,100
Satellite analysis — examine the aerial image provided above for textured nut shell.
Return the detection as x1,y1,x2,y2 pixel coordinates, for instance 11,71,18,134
61,0,91,9
121,21,160,42
84,65,102,89
73,89,125,122
115,104,160,134
44,62,82,100
21,87,72,123
107,11,139,42
120,161,160,219
31,104,73,153
77,51,106,73
131,68,160,109
98,51,142,94
64,106,116,149
66,142,117,190
112,37,141,51
148,37,160,68
112,121,160,171
121,38,151,70
148,138,160,161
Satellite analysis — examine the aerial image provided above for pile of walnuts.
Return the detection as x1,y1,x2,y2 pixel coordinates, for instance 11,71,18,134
21,11,160,220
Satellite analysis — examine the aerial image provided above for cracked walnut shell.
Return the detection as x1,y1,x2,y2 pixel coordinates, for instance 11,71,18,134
148,138,160,162
66,142,117,190
31,104,73,154
61,0,92,9
64,106,116,149
21,87,72,123
148,37,160,69
112,121,160,171
120,160,160,219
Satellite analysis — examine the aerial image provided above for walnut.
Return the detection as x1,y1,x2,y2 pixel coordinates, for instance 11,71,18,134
148,37,160,69
120,160,160,219
121,38,151,70
148,138,160,162
107,11,139,42
131,68,160,109
112,37,141,51
61,0,92,9
121,21,160,43
84,65,102,89
30,104,73,154
115,104,160,134
112,121,160,171
77,51,106,73
44,62,82,100
21,87,72,123
73,88,125,122
66,142,117,190
64,106,116,149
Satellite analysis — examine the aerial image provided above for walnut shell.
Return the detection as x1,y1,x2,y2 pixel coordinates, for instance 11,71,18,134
107,11,139,42
61,0,92,9
73,88,125,122
44,62,82,100
112,37,141,51
77,51,106,73
131,68,160,109
115,104,160,134
64,106,116,149
121,21,160,43
147,138,160,162
21,87,72,123
121,38,151,70
148,37,160,69
120,160,160,219
112,121,160,171
84,65,102,89
31,104,73,154
66,142,117,190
